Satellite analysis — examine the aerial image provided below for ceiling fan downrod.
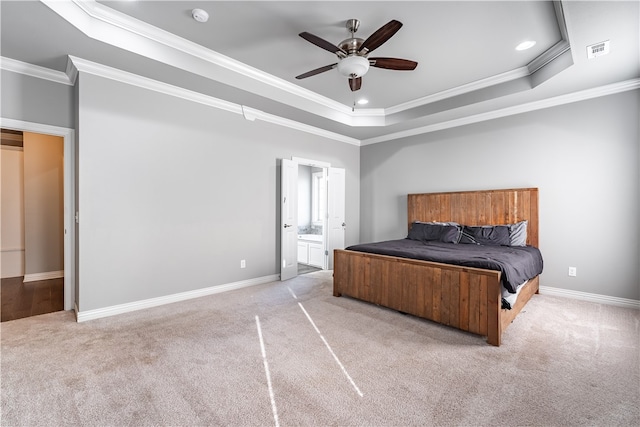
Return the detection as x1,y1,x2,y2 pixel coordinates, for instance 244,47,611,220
340,19,365,55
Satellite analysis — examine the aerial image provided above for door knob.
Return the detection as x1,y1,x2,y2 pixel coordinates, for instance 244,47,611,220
284,224,293,228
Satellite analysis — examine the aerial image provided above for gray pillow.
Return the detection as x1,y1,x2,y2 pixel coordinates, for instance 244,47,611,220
459,225,510,246
508,220,528,246
407,222,461,244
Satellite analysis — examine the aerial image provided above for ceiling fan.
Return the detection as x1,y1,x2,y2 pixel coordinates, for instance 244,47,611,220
296,19,418,92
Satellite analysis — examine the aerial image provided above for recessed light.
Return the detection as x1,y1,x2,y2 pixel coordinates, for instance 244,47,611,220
192,9,209,23
357,98,369,105
515,41,536,51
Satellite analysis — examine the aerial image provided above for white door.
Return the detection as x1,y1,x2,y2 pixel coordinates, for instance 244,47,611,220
327,167,346,269
280,158,298,281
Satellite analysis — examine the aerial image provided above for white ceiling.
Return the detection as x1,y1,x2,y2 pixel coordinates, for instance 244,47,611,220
1,1,638,143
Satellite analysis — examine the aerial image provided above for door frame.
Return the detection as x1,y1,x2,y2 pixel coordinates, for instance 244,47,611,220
1,117,76,312
292,157,331,270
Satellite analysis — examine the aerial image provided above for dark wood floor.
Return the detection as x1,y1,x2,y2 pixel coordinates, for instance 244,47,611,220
1,276,64,322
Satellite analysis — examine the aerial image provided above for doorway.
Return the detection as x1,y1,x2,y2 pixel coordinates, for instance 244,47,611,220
1,129,65,321
280,157,345,281
297,164,325,275
0,118,76,314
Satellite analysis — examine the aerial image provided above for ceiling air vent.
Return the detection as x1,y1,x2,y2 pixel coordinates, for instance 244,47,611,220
587,40,610,59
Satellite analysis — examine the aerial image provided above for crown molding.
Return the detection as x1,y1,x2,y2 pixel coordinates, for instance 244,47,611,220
0,56,72,86
528,1,572,74
67,56,361,146
43,0,369,127
362,78,640,145
5,54,636,148
68,56,241,115
40,0,575,129
5,54,636,147
385,67,531,116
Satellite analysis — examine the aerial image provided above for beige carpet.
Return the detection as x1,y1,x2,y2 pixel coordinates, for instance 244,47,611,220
1,270,638,426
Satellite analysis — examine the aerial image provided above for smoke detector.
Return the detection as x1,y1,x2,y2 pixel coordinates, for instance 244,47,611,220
192,9,209,23
587,40,610,59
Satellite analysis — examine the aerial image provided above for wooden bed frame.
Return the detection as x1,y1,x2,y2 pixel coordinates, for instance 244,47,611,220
333,188,540,346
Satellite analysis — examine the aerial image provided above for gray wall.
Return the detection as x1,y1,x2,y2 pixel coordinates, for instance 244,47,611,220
76,72,360,311
3,66,637,306
1,70,75,129
360,90,639,300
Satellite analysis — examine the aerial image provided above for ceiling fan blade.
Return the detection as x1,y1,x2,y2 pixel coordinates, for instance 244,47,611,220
369,57,418,70
295,63,338,79
349,77,362,92
358,20,403,54
299,32,346,56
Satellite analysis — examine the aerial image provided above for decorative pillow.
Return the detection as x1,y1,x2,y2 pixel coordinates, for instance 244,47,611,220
407,222,461,244
508,220,528,246
459,225,510,246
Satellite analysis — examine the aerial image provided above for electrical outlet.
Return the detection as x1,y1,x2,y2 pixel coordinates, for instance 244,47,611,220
240,260,246,269
568,266,577,277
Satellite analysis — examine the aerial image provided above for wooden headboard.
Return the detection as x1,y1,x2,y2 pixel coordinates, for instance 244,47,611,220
407,188,539,247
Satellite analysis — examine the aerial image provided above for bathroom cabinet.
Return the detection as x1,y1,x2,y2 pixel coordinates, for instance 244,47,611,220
297,239,323,267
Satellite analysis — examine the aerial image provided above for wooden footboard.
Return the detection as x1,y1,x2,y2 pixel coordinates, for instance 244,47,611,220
333,249,539,346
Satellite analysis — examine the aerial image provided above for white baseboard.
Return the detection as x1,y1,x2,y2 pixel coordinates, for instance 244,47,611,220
23,270,64,283
76,274,281,322
539,286,640,309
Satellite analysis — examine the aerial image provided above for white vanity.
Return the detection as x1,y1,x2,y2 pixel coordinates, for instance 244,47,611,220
297,234,323,268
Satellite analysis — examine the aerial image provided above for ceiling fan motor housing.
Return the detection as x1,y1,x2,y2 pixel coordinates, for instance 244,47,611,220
339,37,365,54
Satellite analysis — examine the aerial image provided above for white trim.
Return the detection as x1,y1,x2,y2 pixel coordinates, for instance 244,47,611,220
42,0,358,126
76,274,280,322
5,54,639,147
68,56,241,115
0,118,76,312
528,1,571,75
527,39,571,75
23,270,64,283
540,286,640,310
385,67,530,115
292,157,331,168
39,0,569,128
362,78,640,145
0,57,73,86
67,56,361,146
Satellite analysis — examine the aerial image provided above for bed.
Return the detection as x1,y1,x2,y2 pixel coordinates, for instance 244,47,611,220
333,188,541,346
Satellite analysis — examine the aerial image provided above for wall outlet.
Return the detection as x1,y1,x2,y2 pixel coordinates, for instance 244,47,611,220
240,260,246,269
568,266,577,277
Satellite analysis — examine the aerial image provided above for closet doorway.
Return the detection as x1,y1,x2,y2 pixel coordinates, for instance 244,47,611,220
1,129,64,321
0,119,76,316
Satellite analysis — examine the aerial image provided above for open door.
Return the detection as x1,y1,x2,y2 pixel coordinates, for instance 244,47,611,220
327,167,346,269
280,158,298,280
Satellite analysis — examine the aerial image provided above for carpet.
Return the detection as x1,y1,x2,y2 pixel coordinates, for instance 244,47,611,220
1,270,638,426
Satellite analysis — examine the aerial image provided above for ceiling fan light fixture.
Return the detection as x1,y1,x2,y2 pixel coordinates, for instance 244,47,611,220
337,55,370,77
